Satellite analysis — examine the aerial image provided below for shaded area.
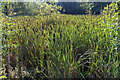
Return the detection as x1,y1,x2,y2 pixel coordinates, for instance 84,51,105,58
57,2,111,15
2,2,112,17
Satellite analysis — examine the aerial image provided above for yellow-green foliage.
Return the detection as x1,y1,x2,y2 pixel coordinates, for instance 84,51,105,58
1,2,120,79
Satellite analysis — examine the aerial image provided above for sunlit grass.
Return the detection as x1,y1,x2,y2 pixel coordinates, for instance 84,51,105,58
1,2,120,79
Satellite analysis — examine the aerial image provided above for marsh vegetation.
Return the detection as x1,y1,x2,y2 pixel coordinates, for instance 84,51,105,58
0,1,120,79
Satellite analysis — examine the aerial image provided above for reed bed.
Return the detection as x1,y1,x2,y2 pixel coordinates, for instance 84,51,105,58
1,2,120,79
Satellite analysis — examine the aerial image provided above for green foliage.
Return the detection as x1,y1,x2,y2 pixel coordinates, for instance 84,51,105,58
1,1,120,79
0,67,7,79
2,2,62,16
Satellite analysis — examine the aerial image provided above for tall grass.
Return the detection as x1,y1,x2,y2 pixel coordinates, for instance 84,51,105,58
1,2,120,79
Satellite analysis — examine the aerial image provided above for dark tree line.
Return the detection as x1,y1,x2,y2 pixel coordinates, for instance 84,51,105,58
2,2,119,16
57,2,111,15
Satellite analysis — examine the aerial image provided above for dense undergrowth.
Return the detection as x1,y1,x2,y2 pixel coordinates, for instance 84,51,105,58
1,2,120,79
